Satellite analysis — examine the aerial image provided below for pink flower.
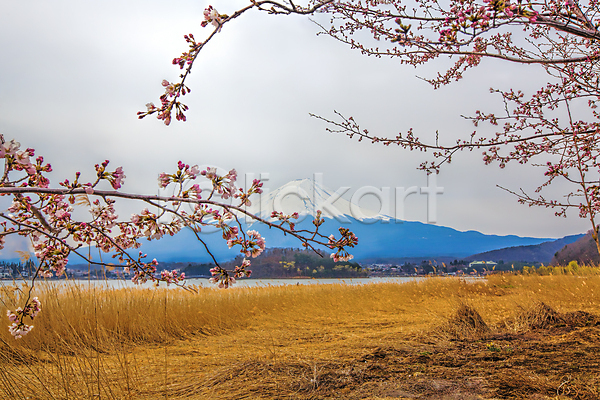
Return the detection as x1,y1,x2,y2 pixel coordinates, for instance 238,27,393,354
55,209,70,219
162,80,176,95
158,172,171,188
328,234,336,245
39,270,53,278
245,230,266,258
131,214,141,224
189,165,200,178
0,139,20,158
9,322,32,339
6,310,17,322
201,167,217,180
110,167,126,189
202,6,223,30
227,168,237,182
330,252,354,263
30,297,41,318
189,184,202,199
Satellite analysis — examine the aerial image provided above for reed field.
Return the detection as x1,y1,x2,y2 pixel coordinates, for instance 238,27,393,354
0,272,599,399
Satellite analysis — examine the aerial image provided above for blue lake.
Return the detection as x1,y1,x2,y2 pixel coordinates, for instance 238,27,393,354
4,276,427,290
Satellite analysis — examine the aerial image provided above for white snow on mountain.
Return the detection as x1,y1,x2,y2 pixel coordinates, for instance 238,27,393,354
245,177,394,224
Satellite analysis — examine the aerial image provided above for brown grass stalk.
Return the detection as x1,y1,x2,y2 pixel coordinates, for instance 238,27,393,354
0,274,598,398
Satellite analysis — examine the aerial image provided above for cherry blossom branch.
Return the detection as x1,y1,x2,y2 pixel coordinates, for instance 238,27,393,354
313,0,600,88
310,110,588,172
137,1,334,125
0,135,357,339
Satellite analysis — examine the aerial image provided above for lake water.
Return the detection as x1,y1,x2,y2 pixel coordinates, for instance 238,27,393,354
3,276,426,290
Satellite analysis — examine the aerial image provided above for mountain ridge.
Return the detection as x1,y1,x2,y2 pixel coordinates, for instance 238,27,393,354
0,178,566,265
552,232,600,265
128,178,558,262
462,234,584,264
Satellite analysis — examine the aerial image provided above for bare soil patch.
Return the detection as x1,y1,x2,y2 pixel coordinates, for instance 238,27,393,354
202,304,600,399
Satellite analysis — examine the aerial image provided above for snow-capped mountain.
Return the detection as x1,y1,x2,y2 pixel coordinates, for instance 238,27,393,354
0,178,562,266
130,178,556,263
245,177,393,224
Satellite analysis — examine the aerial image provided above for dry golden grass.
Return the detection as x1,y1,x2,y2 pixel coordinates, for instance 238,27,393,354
0,274,598,399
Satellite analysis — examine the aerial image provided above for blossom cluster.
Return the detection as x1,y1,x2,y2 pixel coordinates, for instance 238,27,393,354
209,258,251,288
130,257,160,285
0,137,189,337
139,2,336,125
328,227,358,262
159,161,201,191
226,230,266,258
271,210,300,231
237,179,263,207
201,6,225,30
161,269,186,285
7,297,41,339
137,5,226,126
436,0,538,44
201,167,239,199
172,33,202,70
137,79,190,125
0,134,357,337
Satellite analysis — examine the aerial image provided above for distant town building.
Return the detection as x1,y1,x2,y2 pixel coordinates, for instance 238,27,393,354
0,259,36,279
468,261,497,270
0,264,11,279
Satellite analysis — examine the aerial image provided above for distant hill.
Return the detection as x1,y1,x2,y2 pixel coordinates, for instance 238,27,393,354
551,232,600,265
463,234,584,264
125,179,557,263
1,178,561,265
222,248,368,279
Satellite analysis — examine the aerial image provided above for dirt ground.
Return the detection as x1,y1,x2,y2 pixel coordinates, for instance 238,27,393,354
194,304,600,399
3,278,600,399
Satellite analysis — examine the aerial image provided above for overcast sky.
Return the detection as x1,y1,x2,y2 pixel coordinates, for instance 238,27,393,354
0,0,590,239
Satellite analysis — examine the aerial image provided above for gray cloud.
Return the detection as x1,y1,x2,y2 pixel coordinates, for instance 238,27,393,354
0,0,588,239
